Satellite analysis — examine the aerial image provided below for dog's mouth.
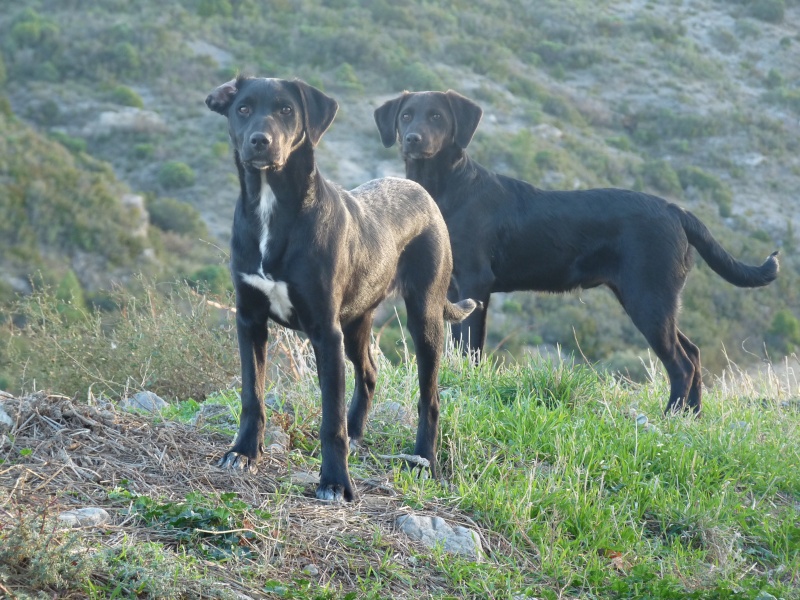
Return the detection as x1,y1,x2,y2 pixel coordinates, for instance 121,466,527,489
401,149,436,160
244,158,281,171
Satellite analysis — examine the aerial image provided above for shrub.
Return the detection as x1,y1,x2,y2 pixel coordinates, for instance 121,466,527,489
147,196,207,237
197,0,233,18
641,160,682,197
187,265,232,296
750,0,785,24
109,85,144,108
157,162,195,190
768,309,800,353
5,281,239,399
49,131,87,154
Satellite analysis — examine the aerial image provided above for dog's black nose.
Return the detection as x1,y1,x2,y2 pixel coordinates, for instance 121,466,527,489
404,132,422,145
249,132,271,149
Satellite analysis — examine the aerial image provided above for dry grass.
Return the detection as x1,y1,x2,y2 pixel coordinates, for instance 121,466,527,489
0,391,526,598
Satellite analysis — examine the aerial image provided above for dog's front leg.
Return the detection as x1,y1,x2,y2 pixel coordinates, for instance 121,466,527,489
311,326,355,502
219,311,269,472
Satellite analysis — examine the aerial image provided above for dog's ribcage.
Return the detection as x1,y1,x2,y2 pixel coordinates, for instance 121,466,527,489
240,171,294,321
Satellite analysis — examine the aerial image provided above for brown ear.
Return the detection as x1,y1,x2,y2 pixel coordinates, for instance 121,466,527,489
374,93,408,148
291,79,338,146
205,79,239,115
445,90,483,149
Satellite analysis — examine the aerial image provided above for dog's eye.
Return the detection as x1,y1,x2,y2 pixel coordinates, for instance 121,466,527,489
401,112,411,121
237,105,251,116
280,106,293,115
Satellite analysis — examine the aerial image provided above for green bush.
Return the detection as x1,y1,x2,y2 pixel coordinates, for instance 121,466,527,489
641,160,682,197
49,131,87,154
750,0,785,23
109,85,144,108
187,265,232,296
677,166,733,216
197,0,233,18
147,196,207,237
768,309,800,353
157,162,195,190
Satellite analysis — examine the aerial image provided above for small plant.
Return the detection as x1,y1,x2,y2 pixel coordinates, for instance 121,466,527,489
121,491,272,560
147,196,207,237
109,84,144,108
157,161,196,190
750,0,785,24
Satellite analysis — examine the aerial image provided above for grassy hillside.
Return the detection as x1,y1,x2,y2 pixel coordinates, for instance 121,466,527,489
1,289,798,598
1,1,799,373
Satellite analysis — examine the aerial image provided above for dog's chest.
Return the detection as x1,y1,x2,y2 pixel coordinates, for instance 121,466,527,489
240,174,294,322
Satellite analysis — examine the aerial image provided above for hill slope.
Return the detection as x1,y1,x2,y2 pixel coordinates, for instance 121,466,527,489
1,0,799,373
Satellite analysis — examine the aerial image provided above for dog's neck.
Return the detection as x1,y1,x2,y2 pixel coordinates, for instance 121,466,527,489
235,143,321,215
404,145,471,201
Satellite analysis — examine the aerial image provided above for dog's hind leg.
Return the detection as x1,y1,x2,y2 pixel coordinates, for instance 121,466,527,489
219,311,269,472
622,293,695,414
404,297,445,478
678,330,702,414
344,312,378,450
310,325,356,502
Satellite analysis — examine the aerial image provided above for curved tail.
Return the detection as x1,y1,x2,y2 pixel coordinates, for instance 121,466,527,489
676,206,779,287
444,299,481,322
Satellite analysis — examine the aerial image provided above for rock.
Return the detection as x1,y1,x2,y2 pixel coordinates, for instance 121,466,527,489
265,426,290,452
372,401,414,427
121,194,149,238
119,391,168,413
0,404,12,430
396,514,482,560
58,507,110,527
191,402,235,427
301,564,319,577
531,123,563,140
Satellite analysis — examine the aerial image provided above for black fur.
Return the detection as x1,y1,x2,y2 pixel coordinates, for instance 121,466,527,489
206,77,476,501
375,90,779,415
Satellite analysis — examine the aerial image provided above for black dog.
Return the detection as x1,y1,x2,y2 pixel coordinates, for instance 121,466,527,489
375,90,779,415
205,77,476,501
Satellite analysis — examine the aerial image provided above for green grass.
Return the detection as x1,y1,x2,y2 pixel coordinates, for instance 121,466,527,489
2,341,798,598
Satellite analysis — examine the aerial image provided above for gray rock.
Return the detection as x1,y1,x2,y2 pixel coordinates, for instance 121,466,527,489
120,391,168,413
0,404,12,430
301,564,319,577
58,507,110,527
372,401,414,427
191,402,235,427
265,426,290,452
396,514,482,560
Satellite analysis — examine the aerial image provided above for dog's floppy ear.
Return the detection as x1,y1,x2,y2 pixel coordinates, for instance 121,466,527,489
291,79,338,146
206,79,239,115
445,90,483,149
374,94,408,148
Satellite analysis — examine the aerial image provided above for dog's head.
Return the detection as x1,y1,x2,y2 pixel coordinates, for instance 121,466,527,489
206,76,338,172
374,90,483,159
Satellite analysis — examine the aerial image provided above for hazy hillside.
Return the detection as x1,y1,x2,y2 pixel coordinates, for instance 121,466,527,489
1,0,799,376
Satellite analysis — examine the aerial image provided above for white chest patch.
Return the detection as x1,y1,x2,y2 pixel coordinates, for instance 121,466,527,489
241,272,294,321
257,171,277,258
241,172,294,322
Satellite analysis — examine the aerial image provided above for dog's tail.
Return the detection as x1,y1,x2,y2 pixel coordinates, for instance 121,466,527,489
677,206,779,287
444,299,481,322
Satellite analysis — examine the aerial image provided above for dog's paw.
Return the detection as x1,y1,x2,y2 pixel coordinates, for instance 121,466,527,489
316,481,355,503
217,451,258,474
